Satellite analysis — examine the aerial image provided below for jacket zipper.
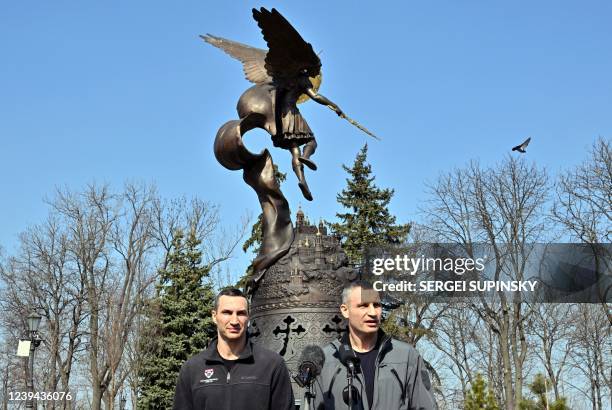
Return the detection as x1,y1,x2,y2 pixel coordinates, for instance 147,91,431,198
225,368,232,410
371,336,392,409
390,368,406,405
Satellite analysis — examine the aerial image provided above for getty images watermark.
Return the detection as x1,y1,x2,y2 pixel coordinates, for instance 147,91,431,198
371,253,537,293
362,243,611,303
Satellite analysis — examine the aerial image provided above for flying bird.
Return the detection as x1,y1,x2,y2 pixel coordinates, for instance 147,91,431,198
512,137,531,153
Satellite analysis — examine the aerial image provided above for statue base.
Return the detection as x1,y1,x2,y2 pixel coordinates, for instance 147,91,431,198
249,210,356,405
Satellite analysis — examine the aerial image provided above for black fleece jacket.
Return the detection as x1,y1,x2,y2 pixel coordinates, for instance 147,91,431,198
173,338,294,410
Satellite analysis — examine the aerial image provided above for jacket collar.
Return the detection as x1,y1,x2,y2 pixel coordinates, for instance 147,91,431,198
202,337,254,363
339,329,391,354
335,329,393,366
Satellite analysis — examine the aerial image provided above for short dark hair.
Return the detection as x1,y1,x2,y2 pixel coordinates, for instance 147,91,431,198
341,280,376,304
214,287,248,311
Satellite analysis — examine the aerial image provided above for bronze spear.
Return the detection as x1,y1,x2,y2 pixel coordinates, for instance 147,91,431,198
327,105,381,141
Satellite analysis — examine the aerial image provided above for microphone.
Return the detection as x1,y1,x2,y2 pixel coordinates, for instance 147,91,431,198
338,342,360,374
294,345,325,387
342,385,360,406
338,343,360,407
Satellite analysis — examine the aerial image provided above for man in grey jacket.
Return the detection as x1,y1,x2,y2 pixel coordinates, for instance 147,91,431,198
313,280,437,410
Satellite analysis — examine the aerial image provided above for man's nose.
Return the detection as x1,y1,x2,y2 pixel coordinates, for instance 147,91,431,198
367,304,377,315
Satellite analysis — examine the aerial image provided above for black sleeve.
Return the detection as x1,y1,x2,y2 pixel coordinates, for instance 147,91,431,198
173,362,194,410
270,358,295,410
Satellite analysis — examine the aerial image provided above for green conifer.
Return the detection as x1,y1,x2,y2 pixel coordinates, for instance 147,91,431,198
519,374,570,410
464,374,500,410
138,229,216,409
330,144,410,263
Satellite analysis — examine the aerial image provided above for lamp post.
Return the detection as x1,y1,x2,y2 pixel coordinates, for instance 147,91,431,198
26,312,42,409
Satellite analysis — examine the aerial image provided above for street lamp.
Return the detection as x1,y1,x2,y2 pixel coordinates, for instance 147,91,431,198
27,313,41,334
26,312,42,409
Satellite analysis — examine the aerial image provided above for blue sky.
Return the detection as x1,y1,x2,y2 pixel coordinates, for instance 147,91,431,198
1,1,611,277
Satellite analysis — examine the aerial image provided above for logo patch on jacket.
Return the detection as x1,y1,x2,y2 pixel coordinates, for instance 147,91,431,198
240,375,257,381
204,368,214,379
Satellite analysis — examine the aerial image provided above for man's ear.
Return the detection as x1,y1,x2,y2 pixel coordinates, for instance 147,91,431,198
340,303,349,319
212,310,217,325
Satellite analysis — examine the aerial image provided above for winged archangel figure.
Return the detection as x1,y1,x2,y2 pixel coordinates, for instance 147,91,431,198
202,8,347,201
202,8,376,275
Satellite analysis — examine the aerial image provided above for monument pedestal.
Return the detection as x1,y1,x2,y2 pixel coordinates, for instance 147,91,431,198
249,211,356,405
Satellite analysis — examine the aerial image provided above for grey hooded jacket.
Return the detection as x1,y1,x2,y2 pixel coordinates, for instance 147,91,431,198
312,331,437,410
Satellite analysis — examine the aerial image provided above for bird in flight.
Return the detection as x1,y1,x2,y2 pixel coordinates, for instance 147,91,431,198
512,137,531,153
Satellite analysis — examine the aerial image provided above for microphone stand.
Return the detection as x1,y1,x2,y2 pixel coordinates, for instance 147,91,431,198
300,368,313,410
302,384,314,410
346,362,355,409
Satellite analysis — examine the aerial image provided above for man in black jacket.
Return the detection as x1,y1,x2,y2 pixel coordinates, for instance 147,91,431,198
173,288,294,409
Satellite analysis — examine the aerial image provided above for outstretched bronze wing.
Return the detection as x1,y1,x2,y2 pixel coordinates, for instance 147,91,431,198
252,7,321,83
200,34,271,84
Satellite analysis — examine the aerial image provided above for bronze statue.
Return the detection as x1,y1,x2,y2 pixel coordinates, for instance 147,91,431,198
203,8,344,201
202,7,377,274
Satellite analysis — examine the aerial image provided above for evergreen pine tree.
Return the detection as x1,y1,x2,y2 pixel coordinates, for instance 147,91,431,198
519,374,570,410
330,144,410,263
138,229,216,409
464,374,500,410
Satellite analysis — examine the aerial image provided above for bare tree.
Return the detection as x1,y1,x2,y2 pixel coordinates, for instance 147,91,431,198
0,337,27,410
151,196,221,271
566,304,611,410
52,183,249,409
381,226,449,351
99,184,161,409
552,137,612,325
553,137,611,244
0,213,87,409
528,303,573,401
0,183,248,410
423,156,549,410
49,183,119,410
427,303,478,394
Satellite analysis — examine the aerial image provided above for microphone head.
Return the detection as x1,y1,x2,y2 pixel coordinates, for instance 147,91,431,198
294,345,325,387
338,342,360,370
298,345,325,376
